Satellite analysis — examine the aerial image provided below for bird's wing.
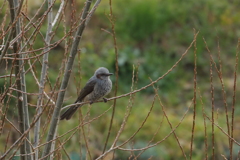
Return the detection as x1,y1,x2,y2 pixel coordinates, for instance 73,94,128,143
75,77,96,103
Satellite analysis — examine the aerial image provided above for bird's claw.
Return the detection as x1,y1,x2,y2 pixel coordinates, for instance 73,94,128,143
103,98,108,103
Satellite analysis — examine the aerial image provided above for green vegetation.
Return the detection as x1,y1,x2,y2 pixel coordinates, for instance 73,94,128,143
61,0,240,158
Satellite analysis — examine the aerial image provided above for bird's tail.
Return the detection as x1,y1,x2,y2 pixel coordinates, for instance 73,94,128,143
60,105,81,120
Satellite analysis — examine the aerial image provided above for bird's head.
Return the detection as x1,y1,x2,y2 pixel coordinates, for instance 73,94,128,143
95,67,113,80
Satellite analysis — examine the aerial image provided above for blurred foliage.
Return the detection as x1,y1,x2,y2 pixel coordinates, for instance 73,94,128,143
1,0,240,159
93,0,240,94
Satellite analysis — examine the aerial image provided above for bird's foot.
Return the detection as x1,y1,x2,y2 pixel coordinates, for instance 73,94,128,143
90,101,94,105
103,98,108,103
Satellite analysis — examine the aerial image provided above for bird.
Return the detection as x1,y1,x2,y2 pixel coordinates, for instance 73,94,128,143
60,67,113,120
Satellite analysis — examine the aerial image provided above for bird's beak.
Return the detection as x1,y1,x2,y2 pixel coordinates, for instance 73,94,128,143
107,73,113,76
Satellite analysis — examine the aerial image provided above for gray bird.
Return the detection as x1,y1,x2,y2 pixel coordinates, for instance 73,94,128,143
60,67,113,120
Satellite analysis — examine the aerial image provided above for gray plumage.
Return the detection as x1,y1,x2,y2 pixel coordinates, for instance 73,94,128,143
60,67,113,120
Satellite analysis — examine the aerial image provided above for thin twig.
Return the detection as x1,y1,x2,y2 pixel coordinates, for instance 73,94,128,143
190,29,197,160
34,0,54,159
229,38,239,159
102,0,119,154
203,37,231,150
197,87,208,159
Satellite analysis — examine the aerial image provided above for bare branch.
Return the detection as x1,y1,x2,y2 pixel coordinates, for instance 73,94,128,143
41,0,96,159
34,0,54,159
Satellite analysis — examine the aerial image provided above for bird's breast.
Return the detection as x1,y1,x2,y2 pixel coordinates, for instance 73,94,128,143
87,79,112,102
